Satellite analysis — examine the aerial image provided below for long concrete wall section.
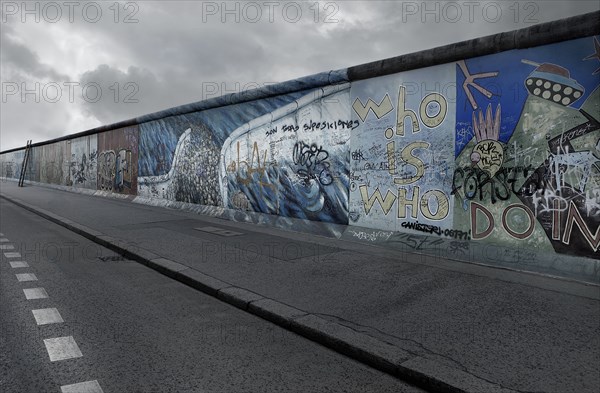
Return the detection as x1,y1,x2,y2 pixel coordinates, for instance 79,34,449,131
2,12,599,281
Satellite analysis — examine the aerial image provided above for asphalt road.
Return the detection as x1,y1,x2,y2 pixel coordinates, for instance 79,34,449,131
0,198,424,393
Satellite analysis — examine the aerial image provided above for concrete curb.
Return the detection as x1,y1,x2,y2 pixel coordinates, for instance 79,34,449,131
9,177,599,286
0,192,518,393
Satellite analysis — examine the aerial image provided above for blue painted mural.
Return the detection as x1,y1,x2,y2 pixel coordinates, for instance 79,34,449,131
220,84,351,223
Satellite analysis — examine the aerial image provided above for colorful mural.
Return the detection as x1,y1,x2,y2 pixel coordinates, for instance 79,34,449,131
345,37,599,260
453,37,600,259
1,34,598,266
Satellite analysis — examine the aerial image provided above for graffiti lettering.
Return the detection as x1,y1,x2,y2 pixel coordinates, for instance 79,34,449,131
98,149,132,192
387,141,430,185
359,185,450,221
562,201,600,251
70,150,97,185
401,221,442,235
400,222,471,240
292,142,332,186
348,230,393,242
303,119,359,132
474,141,503,170
443,229,471,240
389,233,446,252
471,202,536,240
228,141,272,185
282,124,299,133
98,151,116,191
452,165,536,203
351,149,365,161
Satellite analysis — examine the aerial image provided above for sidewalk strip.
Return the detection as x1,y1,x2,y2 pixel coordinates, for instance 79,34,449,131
23,288,49,300
4,252,21,258
43,336,83,361
32,308,64,325
9,261,29,268
16,273,37,282
61,380,104,393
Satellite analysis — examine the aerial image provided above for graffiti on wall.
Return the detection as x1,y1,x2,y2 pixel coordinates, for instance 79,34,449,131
346,36,598,260
97,126,139,194
68,136,97,189
220,84,351,223
1,34,598,263
349,64,457,234
98,149,133,191
454,36,600,259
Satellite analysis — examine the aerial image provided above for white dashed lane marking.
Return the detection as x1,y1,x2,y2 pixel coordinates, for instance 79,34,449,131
16,273,38,282
23,287,49,300
2,233,102,391
43,336,83,361
61,380,104,393
32,308,64,325
4,252,21,258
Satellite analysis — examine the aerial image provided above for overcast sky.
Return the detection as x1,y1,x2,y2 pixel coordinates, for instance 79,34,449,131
1,0,598,151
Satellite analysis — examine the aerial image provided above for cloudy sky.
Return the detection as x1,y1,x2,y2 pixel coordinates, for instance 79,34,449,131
1,0,598,151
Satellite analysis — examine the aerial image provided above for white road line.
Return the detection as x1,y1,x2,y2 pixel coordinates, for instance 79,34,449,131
43,336,83,361
0,238,9,242
4,252,21,258
9,261,29,268
32,308,64,325
23,287,49,300
61,380,104,393
16,273,38,282
0,244,15,250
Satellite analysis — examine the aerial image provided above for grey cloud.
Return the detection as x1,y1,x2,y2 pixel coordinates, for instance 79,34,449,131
0,1,598,151
78,64,166,123
0,25,68,81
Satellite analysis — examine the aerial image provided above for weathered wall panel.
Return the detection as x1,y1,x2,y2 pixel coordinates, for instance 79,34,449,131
97,126,139,195
39,141,69,185
68,135,98,189
0,150,24,180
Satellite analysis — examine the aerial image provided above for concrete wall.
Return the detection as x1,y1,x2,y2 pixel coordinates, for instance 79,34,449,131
97,126,139,195
2,14,599,275
68,135,97,190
